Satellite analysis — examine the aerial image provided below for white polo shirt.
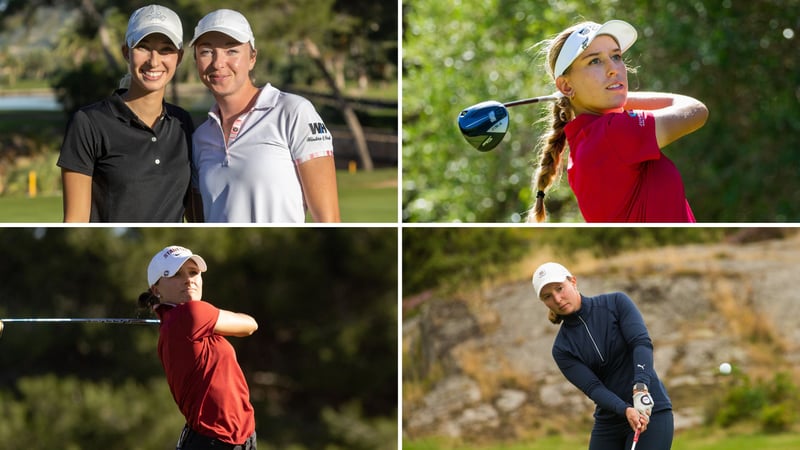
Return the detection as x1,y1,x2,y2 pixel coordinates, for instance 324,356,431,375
192,84,334,222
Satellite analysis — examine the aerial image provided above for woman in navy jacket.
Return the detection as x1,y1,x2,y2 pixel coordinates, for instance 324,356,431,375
533,262,673,450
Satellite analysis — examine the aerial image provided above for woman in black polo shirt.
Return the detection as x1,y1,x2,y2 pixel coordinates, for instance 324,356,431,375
58,5,201,222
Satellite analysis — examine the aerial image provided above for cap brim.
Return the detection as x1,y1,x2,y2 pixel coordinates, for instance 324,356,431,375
594,20,637,54
129,27,183,49
535,278,567,298
189,27,253,47
149,255,207,286
187,255,208,272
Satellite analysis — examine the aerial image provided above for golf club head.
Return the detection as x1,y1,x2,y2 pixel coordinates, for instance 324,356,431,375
458,100,509,152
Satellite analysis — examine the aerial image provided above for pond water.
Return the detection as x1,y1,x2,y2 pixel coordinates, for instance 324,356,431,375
0,94,60,111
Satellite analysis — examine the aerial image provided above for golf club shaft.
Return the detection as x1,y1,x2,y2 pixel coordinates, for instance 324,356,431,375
630,428,641,450
503,94,562,108
1,318,159,324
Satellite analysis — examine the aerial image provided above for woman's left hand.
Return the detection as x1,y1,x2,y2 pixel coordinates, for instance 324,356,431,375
625,407,649,433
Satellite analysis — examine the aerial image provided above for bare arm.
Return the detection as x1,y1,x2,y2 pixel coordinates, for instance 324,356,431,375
215,309,258,337
625,92,709,149
61,169,92,222
297,155,341,222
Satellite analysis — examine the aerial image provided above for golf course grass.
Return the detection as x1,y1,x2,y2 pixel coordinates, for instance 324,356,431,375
0,167,397,223
403,428,800,450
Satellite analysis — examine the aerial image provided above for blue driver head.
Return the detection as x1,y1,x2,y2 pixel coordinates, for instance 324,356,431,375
457,100,509,152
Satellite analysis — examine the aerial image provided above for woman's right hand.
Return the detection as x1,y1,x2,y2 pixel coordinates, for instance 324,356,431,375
625,407,649,433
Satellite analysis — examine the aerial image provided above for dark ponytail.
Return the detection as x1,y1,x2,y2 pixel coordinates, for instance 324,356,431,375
137,291,160,310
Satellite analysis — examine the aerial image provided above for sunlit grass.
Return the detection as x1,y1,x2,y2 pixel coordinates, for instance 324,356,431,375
403,429,800,450
0,168,397,223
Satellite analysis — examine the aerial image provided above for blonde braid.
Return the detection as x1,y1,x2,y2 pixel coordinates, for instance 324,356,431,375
525,23,593,223
529,97,573,222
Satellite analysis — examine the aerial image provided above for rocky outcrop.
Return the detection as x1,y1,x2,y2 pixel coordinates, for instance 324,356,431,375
403,233,800,441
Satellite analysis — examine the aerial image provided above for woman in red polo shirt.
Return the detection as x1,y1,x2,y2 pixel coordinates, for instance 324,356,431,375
529,20,708,223
139,245,257,449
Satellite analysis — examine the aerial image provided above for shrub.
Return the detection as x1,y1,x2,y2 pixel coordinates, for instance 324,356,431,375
707,371,800,432
0,375,183,449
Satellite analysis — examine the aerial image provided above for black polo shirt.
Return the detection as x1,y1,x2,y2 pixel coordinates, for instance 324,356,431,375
57,89,194,222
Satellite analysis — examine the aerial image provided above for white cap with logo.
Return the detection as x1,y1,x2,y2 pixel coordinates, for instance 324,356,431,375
125,4,184,49
147,246,207,287
189,9,255,49
553,20,637,78
532,262,573,298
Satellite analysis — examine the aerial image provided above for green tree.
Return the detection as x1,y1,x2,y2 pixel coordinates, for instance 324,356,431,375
403,0,800,222
0,228,397,450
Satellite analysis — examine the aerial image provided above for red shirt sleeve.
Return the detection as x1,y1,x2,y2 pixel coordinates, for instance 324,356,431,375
182,301,219,341
604,110,660,165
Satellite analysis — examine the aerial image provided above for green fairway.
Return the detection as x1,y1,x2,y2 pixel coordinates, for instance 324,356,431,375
403,430,800,450
0,195,62,222
0,168,397,223
337,168,398,223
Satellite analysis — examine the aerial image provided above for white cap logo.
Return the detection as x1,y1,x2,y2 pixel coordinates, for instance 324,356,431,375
577,25,597,50
144,6,166,24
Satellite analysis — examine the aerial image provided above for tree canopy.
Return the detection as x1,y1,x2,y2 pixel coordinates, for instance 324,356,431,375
0,228,397,450
0,0,397,109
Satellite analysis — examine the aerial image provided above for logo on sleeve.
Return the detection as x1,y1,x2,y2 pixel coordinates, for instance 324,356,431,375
307,122,332,142
308,122,329,135
627,110,646,127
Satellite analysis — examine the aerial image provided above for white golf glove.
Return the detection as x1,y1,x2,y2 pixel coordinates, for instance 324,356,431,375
632,383,654,416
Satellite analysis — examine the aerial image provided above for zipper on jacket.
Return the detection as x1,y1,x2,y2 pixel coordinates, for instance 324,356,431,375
578,315,605,363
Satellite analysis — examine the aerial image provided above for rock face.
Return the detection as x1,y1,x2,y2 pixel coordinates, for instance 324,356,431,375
403,234,800,441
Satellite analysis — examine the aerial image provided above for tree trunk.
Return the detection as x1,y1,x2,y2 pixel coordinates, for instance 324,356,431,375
303,37,374,171
80,0,120,73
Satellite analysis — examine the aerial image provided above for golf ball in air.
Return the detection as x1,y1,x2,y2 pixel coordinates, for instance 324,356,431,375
719,362,732,375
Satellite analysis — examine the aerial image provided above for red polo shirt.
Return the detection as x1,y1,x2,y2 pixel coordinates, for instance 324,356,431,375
156,301,255,444
564,110,695,222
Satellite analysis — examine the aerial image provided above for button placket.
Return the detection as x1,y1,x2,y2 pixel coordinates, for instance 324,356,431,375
151,135,160,165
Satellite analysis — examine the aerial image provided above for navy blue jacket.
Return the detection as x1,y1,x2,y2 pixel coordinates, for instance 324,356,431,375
552,292,671,422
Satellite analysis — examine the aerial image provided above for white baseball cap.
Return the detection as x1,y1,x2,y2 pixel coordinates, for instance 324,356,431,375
125,5,184,49
147,246,207,287
189,9,255,49
532,262,573,298
553,20,637,77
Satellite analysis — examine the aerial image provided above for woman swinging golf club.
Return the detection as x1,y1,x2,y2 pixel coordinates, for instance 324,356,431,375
533,262,673,450
139,245,258,449
529,20,708,222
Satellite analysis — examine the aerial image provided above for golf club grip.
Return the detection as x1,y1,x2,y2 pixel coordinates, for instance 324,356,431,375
503,95,560,107
631,428,641,450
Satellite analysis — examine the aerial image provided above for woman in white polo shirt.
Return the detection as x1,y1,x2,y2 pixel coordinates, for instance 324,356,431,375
190,9,340,223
